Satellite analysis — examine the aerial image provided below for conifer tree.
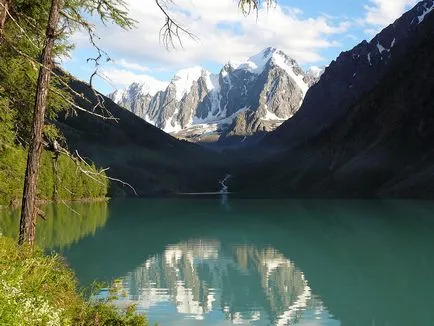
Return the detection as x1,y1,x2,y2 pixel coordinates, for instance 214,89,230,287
6,0,273,245
16,0,133,245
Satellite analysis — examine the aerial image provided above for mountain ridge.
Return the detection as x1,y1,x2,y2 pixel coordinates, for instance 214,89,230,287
263,0,434,150
233,0,434,198
109,47,320,145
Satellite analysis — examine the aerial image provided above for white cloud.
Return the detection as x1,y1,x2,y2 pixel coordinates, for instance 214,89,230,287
364,28,380,36
114,59,150,72
79,0,349,75
99,67,167,89
362,0,418,27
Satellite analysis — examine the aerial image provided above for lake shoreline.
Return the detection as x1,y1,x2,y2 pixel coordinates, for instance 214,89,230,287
1,197,109,210
0,235,148,325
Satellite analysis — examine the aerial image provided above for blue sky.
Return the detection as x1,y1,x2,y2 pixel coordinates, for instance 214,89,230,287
62,0,420,94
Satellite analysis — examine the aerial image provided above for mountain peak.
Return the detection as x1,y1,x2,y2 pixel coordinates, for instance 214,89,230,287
234,47,310,95
109,47,317,143
256,46,278,58
110,77,167,103
220,62,235,77
134,79,168,97
171,66,208,101
307,66,325,79
173,66,205,79
236,47,288,74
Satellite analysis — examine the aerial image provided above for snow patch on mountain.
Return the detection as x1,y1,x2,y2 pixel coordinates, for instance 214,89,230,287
234,48,309,95
204,71,220,91
261,109,288,121
109,47,319,144
272,52,309,96
367,53,372,66
234,47,310,96
307,66,325,79
165,106,183,133
418,1,434,23
112,77,168,103
172,67,204,101
237,47,275,74
111,90,124,104
144,113,157,126
376,41,389,54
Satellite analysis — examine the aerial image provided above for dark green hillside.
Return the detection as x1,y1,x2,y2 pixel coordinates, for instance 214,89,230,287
233,10,434,198
0,103,107,206
57,77,228,196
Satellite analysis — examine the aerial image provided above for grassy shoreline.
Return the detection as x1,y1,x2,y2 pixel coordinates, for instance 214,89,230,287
0,235,148,325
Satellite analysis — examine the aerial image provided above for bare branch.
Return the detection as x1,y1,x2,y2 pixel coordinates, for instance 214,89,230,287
61,3,132,120
153,0,275,50
44,142,139,197
60,198,81,215
50,87,118,121
72,149,138,196
238,0,276,17
155,0,198,49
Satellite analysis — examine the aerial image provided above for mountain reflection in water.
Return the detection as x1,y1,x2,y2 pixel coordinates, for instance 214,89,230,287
3,198,434,325
109,240,335,325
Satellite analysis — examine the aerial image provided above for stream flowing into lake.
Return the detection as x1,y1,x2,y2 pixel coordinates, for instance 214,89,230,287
2,198,434,325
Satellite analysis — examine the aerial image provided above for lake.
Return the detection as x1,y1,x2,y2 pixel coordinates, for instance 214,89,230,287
2,198,434,325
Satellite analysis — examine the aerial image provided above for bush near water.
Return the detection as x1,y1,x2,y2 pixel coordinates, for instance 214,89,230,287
0,235,148,326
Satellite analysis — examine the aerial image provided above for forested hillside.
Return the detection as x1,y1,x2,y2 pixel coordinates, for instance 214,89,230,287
0,0,108,206
0,101,107,205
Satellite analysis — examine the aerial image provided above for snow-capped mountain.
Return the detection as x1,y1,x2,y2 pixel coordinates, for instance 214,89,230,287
240,0,434,197
109,48,319,144
111,75,167,103
306,66,325,79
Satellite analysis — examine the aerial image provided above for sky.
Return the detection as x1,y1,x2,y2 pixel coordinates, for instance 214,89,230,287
61,0,420,94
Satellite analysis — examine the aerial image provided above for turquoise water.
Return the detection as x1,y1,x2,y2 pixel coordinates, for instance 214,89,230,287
3,198,434,325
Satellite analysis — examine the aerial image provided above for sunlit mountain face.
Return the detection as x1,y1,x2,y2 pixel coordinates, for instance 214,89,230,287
103,240,338,325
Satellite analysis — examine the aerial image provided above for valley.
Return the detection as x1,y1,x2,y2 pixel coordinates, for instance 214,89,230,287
55,0,434,199
2,1,434,326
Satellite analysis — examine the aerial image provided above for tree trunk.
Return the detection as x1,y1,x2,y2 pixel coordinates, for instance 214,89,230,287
18,0,61,246
0,0,10,37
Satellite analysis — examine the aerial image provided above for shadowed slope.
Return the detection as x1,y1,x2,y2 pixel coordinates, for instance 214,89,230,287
56,77,228,196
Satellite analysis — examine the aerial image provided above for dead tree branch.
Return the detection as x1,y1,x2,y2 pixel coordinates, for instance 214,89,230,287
155,0,198,49
58,147,138,196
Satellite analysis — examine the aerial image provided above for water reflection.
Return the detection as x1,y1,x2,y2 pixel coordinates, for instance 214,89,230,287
220,193,230,210
0,202,108,249
110,240,337,325
5,198,434,325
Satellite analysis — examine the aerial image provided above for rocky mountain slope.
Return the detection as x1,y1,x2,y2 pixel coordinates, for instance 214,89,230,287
264,0,434,149
109,48,319,145
233,0,434,198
